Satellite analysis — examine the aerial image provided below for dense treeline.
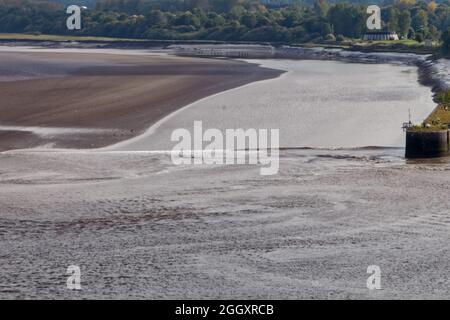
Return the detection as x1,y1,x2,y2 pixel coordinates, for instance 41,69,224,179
1,0,450,48
443,28,450,52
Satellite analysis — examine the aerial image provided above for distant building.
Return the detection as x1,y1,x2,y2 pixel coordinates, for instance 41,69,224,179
362,31,399,41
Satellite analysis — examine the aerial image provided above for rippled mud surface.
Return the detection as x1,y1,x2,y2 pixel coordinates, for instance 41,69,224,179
0,53,448,300
1,149,450,299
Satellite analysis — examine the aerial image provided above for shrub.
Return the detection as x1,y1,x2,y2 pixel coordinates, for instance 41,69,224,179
442,29,450,55
324,33,335,41
336,34,345,42
415,33,424,43
26,31,42,36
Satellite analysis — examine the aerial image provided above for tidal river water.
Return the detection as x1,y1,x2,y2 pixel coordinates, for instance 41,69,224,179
1,57,450,299
111,59,435,150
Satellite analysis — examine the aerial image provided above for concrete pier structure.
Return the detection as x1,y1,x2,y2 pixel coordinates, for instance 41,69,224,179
405,129,450,158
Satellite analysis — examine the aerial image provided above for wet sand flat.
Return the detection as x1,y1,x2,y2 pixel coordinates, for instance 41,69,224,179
0,48,449,300
0,49,282,151
1,149,450,299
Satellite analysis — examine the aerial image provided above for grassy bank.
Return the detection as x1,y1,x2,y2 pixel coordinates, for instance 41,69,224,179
291,39,438,55
341,39,438,55
427,91,450,125
409,91,450,132
0,33,440,54
0,33,143,42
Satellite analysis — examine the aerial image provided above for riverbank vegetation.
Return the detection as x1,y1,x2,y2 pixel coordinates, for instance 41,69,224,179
1,0,450,50
442,28,450,55
429,90,450,125
408,90,450,131
0,32,144,41
350,39,438,54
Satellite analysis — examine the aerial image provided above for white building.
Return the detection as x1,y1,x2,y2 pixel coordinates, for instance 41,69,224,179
362,31,399,41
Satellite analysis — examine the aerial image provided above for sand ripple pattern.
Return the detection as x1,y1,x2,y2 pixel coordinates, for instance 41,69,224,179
1,149,450,299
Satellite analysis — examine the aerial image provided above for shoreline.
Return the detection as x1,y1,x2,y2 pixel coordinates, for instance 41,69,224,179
104,67,291,151
3,41,446,94
0,48,284,152
174,45,448,118
1,43,448,154
173,44,450,121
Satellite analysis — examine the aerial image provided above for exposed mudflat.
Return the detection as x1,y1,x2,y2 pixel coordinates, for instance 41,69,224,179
0,149,449,299
0,48,449,300
0,47,282,151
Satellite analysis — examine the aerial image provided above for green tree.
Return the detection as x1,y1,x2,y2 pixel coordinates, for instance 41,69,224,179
413,10,428,34
210,0,240,13
174,11,201,29
3,0,450,45
442,29,450,55
386,7,398,32
145,10,167,27
327,3,365,38
398,10,411,38
204,12,225,28
408,27,415,39
186,0,211,11
241,12,257,28
415,33,424,42
313,0,328,17
428,25,439,41
229,5,246,19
